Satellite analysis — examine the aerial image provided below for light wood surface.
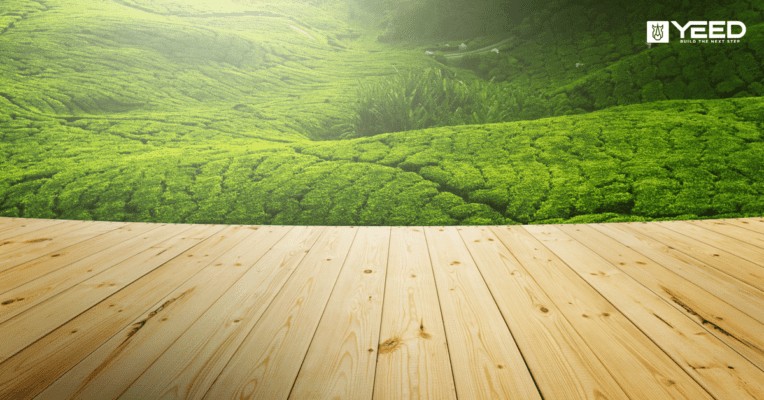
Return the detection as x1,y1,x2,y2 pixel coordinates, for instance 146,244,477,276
0,220,89,253
424,226,541,400
202,226,359,400
119,226,324,400
459,226,629,400
3,217,764,399
0,224,224,400
592,222,764,325
687,219,764,249
289,226,390,400
0,222,166,324
0,220,84,258
661,220,764,266
0,218,66,240
373,227,456,400
490,225,714,400
37,226,288,400
0,222,151,296
724,217,764,234
0,220,115,273
0,223,206,362
625,222,764,291
559,224,764,370
526,225,764,400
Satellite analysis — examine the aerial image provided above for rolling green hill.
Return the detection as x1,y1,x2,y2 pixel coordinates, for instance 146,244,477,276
1,0,763,225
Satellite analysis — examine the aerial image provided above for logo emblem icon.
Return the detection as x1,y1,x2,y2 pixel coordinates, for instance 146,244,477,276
652,24,664,41
647,21,670,43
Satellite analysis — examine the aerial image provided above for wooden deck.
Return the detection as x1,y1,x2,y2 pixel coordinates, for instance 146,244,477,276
1,217,763,399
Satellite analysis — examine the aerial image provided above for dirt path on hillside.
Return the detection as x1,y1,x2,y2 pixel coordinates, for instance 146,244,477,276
289,24,315,40
444,37,515,58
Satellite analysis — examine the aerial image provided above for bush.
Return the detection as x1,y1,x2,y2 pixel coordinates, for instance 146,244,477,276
350,67,531,137
641,80,667,102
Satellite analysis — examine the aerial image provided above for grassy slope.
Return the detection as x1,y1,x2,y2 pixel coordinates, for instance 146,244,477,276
1,0,763,225
0,0,432,141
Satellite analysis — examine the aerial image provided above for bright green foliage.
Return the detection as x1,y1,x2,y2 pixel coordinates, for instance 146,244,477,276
4,96,763,225
1,0,763,226
0,0,435,142
351,68,516,137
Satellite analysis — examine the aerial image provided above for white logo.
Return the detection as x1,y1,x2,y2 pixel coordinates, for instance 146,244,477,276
647,21,669,43
671,21,746,39
647,21,746,44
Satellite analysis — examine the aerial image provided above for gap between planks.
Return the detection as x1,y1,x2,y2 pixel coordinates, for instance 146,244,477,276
2,219,764,400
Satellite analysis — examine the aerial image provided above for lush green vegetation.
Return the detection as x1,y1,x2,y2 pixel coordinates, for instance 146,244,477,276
1,0,763,226
3,96,763,225
351,67,523,137
431,0,764,117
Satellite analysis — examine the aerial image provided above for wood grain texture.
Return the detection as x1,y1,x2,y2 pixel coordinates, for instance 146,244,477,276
0,220,88,255
592,222,764,325
560,224,764,370
724,217,764,234
202,226,358,400
36,226,289,400
687,219,764,250
0,223,186,325
459,226,629,400
0,218,66,240
118,226,324,400
1,218,763,399
526,224,764,400
0,224,223,400
0,222,150,296
373,227,456,400
424,226,542,400
625,222,764,291
0,217,19,232
661,220,764,266
0,220,106,272
289,226,390,400
490,225,713,400
0,223,211,363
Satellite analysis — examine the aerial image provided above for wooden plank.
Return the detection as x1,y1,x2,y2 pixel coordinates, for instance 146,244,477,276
202,226,358,400
624,222,764,292
289,227,390,400
559,224,764,370
592,222,764,325
0,224,223,400
0,223,236,364
0,222,153,296
0,223,186,325
724,217,764,234
424,226,541,400
660,220,764,266
373,227,456,400
0,218,66,240
687,219,764,250
0,220,86,255
0,220,112,273
117,226,325,400
36,226,292,400
490,225,713,400
525,224,764,400
459,226,629,400
0,218,30,237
